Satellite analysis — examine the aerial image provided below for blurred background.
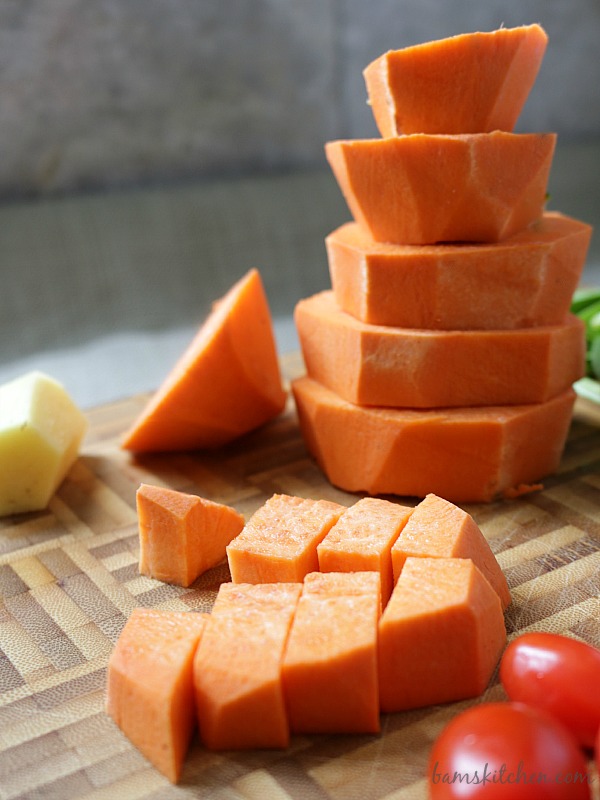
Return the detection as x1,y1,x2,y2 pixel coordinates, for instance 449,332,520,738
1,0,599,407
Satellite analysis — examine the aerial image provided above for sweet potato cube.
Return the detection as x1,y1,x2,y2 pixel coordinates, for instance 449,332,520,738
137,483,244,587
282,571,381,734
317,497,413,605
193,581,302,750
226,493,345,583
378,557,506,712
106,608,207,783
390,494,511,609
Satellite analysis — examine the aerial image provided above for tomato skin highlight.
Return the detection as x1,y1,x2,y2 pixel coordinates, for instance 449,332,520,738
499,632,600,749
427,701,591,799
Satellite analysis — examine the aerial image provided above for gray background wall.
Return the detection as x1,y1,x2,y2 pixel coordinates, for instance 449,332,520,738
1,0,599,407
1,0,599,199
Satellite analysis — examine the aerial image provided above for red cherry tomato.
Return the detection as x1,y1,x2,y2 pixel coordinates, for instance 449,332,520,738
427,701,591,799
499,632,600,749
596,725,600,780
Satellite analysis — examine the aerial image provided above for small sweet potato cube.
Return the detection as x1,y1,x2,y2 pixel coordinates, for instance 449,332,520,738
106,608,207,783
137,483,244,587
282,571,382,734
317,497,413,605
390,493,511,609
226,493,345,583
378,557,506,712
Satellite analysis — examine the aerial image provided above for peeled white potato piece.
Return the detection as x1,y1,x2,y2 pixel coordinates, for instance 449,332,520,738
0,371,88,516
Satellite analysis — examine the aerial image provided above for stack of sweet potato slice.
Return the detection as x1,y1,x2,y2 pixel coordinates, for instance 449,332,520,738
293,24,592,503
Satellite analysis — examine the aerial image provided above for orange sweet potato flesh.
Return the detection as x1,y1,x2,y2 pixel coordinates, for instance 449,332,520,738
378,557,506,712
317,497,413,606
121,269,286,453
326,213,592,330
390,494,511,609
193,581,302,750
226,493,345,583
325,132,556,245
295,291,586,408
281,571,381,734
106,608,207,783
136,483,244,587
363,25,548,136
292,376,576,503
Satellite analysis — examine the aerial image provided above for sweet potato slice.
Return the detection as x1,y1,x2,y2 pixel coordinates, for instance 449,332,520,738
390,493,511,609
378,557,506,711
226,493,345,583
121,269,286,453
281,571,381,734
136,483,244,587
295,291,586,408
106,608,207,783
326,214,592,330
325,132,556,244
292,376,576,503
363,25,548,136
317,497,413,605
193,581,302,750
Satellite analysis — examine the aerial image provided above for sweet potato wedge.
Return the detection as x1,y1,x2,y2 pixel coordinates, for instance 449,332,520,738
121,269,286,453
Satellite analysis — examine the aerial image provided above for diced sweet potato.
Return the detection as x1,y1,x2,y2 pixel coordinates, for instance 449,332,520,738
378,558,506,711
193,582,302,750
390,493,511,609
137,483,244,587
226,493,345,583
282,571,381,734
317,497,413,605
106,608,207,783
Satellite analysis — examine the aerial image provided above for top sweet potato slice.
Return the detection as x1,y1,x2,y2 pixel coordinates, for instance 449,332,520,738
364,24,548,136
121,269,286,452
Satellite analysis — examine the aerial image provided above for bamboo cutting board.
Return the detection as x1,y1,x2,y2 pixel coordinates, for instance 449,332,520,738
0,353,599,800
